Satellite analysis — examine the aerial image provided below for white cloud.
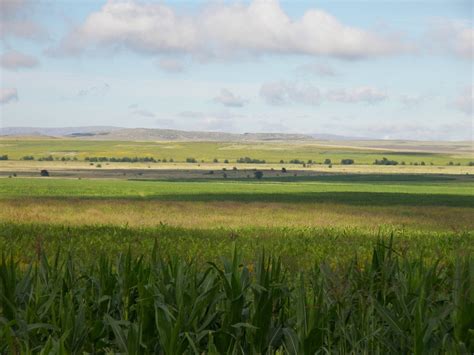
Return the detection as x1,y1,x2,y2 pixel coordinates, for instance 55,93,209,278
0,0,47,40
451,86,473,115
326,87,388,104
54,0,408,60
260,81,321,106
157,58,184,73
0,88,19,104
0,50,39,70
213,88,247,107
428,20,473,60
260,82,386,106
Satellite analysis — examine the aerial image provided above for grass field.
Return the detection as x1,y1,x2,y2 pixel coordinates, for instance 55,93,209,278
1,138,473,165
0,139,473,353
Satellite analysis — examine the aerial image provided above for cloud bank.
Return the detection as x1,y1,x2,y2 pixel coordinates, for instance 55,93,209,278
55,0,408,60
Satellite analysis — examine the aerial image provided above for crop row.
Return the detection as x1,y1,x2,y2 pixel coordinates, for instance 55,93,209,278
1,238,472,353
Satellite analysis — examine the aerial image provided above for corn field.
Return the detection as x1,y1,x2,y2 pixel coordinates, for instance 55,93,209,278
0,240,473,354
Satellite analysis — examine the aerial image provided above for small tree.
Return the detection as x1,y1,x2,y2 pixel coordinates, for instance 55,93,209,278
281,167,287,173
254,171,263,180
341,159,354,165
324,158,331,165
40,170,49,177
213,158,219,163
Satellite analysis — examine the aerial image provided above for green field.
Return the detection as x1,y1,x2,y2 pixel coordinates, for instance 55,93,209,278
1,138,473,165
1,142,473,352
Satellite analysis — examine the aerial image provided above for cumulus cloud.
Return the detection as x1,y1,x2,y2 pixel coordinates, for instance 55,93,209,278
0,50,39,70
213,88,247,107
0,0,47,40
54,0,408,60
260,81,386,106
260,81,321,106
450,86,473,115
157,58,184,73
427,20,473,60
326,87,388,104
0,88,19,104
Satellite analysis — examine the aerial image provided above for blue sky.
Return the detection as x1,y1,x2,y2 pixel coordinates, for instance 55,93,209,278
0,0,472,140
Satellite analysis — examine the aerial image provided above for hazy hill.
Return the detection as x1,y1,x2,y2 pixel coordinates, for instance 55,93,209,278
0,126,316,141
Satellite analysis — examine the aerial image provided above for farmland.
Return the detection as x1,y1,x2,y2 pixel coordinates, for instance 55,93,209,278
0,138,473,353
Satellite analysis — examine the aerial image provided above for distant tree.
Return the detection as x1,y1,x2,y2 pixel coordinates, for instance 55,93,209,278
254,171,263,180
373,157,398,165
213,158,219,163
233,167,238,171
468,162,474,166
281,167,287,173
448,161,454,166
40,170,49,177
279,160,285,164
324,158,331,165
307,159,313,164
169,158,174,162
22,155,35,161
420,161,425,166
162,158,167,163
340,159,354,165
224,159,229,164
186,157,197,163
328,164,332,168
237,157,266,164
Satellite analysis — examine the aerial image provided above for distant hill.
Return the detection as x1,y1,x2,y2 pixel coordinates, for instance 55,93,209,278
0,126,122,137
0,126,319,141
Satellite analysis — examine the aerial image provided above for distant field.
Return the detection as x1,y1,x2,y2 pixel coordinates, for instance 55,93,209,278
1,138,472,165
1,176,473,231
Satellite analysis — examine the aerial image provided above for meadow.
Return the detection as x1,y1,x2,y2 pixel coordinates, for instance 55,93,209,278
0,139,473,352
1,137,473,165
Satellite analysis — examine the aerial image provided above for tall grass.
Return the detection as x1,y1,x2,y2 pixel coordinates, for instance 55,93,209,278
0,240,472,354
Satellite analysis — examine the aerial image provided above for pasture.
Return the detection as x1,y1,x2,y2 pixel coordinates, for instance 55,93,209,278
1,137,473,165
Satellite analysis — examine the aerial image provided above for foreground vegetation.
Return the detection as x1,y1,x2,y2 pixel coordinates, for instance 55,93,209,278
1,236,472,354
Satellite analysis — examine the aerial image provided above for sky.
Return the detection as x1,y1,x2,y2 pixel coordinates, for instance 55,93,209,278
0,0,473,140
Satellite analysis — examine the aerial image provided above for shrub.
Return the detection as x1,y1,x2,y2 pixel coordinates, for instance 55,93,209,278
224,159,229,164
289,159,303,164
21,156,35,161
237,157,266,164
40,169,49,177
374,157,398,165
341,159,354,165
186,157,197,163
254,171,264,179
213,158,219,163
0,154,8,160
324,158,332,164
281,167,287,173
